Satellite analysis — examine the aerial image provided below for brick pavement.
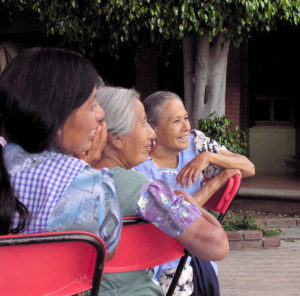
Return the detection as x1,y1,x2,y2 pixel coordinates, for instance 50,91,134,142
226,230,281,250
217,171,300,295
224,217,300,250
218,240,300,296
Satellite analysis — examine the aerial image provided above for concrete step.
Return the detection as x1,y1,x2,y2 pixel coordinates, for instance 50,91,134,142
231,194,300,215
238,187,300,199
285,155,300,175
225,217,300,249
254,217,300,240
233,170,300,215
279,227,300,241
255,217,300,228
226,230,281,250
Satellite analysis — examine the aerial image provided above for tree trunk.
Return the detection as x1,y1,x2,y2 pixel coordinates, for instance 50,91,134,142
183,34,230,128
183,36,194,116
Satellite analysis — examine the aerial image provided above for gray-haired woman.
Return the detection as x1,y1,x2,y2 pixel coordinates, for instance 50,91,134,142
92,86,229,296
135,90,255,295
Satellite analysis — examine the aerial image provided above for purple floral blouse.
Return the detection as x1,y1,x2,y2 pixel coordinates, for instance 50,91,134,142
137,179,202,237
111,166,202,238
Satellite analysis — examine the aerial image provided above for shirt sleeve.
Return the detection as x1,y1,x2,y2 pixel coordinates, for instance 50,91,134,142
191,129,227,180
136,179,202,237
46,167,122,254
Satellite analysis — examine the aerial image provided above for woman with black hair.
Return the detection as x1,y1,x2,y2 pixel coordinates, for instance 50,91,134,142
0,47,122,258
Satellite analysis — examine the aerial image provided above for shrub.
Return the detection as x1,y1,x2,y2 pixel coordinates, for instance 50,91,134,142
223,213,282,237
198,111,247,155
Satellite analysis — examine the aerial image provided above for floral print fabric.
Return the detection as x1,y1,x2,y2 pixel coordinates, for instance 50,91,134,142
137,179,202,237
191,129,227,183
159,263,194,296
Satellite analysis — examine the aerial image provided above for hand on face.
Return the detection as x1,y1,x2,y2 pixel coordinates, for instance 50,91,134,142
56,87,106,157
75,120,107,166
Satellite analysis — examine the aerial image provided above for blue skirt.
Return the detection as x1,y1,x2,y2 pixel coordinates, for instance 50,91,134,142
190,256,220,296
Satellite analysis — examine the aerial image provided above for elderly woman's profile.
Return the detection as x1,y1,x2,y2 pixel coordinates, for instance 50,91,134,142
94,86,230,295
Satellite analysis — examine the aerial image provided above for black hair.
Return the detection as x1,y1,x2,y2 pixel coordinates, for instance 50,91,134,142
0,47,101,234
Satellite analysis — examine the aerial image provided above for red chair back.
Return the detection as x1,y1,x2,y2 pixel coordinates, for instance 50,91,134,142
204,174,241,216
0,231,106,296
104,175,241,296
104,218,184,273
105,175,241,276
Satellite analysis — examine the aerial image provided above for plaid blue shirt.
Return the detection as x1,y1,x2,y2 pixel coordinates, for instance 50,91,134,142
4,144,122,253
4,144,86,233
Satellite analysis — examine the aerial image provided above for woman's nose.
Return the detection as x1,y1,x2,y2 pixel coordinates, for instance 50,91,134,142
182,121,189,130
147,123,156,139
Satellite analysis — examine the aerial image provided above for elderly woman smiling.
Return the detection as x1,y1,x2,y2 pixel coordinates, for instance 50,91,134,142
136,91,255,204
135,90,255,295
95,86,229,296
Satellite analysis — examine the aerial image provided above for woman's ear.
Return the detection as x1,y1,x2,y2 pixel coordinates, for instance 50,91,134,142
107,133,124,149
56,127,64,150
57,128,61,136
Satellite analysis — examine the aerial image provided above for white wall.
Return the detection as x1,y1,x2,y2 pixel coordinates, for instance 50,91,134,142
249,127,295,172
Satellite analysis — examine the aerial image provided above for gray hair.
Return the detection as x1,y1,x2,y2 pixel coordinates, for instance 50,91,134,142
96,86,140,137
143,91,182,127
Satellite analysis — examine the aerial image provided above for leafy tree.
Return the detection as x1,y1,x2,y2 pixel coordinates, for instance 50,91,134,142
0,1,41,35
0,0,28,31
8,1,300,126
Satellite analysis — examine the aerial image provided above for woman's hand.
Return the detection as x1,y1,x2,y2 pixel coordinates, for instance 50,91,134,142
75,121,107,167
177,148,255,188
174,189,198,206
216,168,242,188
192,168,242,207
205,168,242,198
176,152,212,188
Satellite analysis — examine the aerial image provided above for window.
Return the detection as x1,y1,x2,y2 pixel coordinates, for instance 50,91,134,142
254,95,293,126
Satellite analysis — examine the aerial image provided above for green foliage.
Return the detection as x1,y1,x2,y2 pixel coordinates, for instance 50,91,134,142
29,0,300,57
1,0,299,57
198,111,247,155
223,214,260,231
223,213,282,237
0,0,34,31
261,228,282,237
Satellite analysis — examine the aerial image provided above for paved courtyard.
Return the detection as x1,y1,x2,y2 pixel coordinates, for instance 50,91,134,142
217,169,300,295
218,240,300,296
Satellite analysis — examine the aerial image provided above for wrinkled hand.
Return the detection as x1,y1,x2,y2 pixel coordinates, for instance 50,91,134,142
75,121,107,167
174,190,198,207
217,168,242,188
176,152,212,188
